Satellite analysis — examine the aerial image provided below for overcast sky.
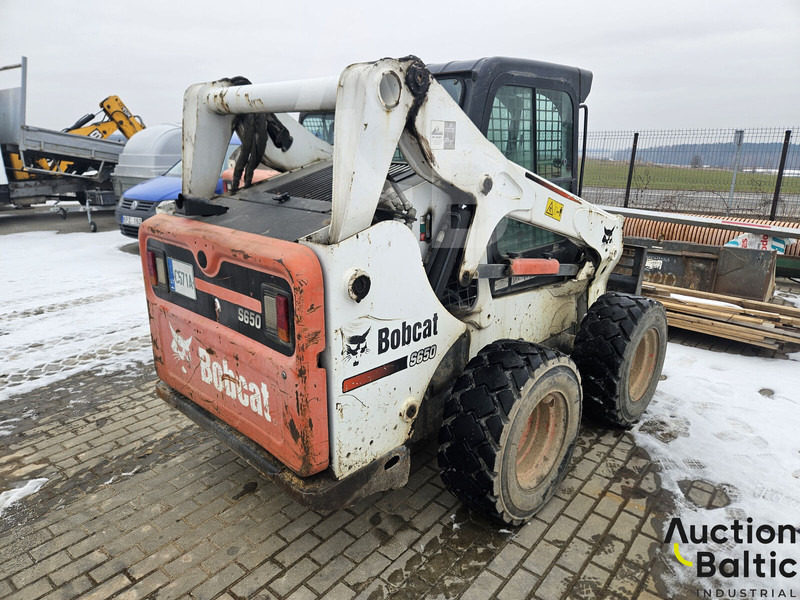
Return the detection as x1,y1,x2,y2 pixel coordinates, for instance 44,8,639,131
1,0,798,133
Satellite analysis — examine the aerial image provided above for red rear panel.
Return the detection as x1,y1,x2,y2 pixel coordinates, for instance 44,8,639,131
140,214,327,476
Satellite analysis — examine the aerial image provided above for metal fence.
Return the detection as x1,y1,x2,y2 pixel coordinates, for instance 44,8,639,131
579,127,800,221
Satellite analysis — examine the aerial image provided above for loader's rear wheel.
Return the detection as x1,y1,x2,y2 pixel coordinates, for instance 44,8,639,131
438,341,581,525
572,292,667,427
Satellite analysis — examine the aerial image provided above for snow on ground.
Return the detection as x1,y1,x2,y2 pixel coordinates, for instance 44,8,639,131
633,343,800,587
0,478,49,517
774,288,800,309
0,230,152,403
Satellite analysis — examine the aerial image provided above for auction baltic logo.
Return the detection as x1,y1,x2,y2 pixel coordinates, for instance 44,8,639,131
664,516,799,597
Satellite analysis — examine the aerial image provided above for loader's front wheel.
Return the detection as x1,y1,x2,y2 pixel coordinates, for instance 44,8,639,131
572,292,668,427
438,341,582,525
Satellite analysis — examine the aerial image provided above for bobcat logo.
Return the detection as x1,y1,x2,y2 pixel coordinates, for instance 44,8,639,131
602,226,616,245
170,323,193,374
344,327,370,367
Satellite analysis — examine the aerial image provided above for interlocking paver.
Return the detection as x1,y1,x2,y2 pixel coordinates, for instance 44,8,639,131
10,551,71,589
306,555,354,594
88,547,144,585
497,567,538,600
79,572,131,600
188,563,244,600
344,551,392,588
308,529,355,564
115,571,170,600
0,347,711,600
534,564,574,599
49,550,108,587
269,558,318,597
523,539,560,576
311,509,354,540
127,544,181,580
229,560,281,598
40,575,93,600
5,577,52,600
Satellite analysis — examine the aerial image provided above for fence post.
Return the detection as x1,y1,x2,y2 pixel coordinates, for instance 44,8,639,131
770,129,792,221
726,130,744,215
624,132,639,208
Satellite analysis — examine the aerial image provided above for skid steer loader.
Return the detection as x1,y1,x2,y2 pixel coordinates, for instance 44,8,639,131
140,56,667,524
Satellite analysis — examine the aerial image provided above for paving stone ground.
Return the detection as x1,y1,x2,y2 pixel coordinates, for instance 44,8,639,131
0,358,698,600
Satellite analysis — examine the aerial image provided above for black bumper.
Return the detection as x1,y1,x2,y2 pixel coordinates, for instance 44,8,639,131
155,381,411,511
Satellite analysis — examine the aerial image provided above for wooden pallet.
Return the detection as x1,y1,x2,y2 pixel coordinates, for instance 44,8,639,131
642,282,800,350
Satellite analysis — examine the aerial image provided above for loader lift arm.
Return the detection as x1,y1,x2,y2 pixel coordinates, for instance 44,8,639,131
181,57,622,304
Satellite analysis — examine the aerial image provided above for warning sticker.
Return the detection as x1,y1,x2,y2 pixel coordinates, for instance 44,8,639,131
430,120,456,150
545,198,564,221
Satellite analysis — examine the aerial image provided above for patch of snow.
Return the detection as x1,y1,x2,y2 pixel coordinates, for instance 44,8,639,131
670,293,740,309
773,289,800,309
0,417,21,437
0,231,152,402
103,465,141,486
0,478,49,517
633,343,800,587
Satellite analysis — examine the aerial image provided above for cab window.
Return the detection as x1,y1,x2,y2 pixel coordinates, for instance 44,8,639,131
299,113,335,144
436,78,465,105
486,85,573,182
488,216,582,296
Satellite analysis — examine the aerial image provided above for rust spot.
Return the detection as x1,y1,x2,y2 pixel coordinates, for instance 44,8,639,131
231,248,252,260
288,419,301,443
206,347,216,356
307,303,321,313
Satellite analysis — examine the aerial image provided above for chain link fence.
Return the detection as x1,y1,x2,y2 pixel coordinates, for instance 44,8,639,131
579,127,800,220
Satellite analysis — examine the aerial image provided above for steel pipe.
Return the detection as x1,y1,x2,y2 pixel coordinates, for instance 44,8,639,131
204,76,340,116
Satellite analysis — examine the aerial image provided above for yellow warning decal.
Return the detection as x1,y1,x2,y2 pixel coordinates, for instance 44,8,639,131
545,198,564,221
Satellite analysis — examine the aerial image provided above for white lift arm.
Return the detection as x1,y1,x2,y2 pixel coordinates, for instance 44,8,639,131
181,58,623,298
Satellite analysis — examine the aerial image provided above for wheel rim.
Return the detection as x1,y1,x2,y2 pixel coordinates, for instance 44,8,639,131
629,328,660,402
515,391,567,490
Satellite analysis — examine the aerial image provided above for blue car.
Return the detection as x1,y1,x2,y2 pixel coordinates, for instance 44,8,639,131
115,138,240,238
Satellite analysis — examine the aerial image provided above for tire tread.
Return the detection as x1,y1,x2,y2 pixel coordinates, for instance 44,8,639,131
438,341,578,524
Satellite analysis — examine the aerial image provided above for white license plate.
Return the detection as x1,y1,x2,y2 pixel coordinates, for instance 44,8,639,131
167,258,197,300
121,215,142,226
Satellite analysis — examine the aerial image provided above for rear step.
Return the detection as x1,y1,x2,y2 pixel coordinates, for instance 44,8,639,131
157,382,411,510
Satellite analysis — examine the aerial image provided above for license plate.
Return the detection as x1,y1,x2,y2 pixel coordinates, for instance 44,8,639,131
121,215,142,226
167,258,197,300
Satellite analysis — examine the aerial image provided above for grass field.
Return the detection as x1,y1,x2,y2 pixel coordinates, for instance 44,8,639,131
582,159,800,194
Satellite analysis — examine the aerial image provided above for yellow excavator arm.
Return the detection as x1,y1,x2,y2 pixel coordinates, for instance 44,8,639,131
7,95,145,179
67,95,145,140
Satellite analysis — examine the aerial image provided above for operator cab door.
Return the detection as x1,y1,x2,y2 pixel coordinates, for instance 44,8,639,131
478,74,577,193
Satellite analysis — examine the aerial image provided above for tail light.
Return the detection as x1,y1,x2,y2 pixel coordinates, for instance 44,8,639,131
146,250,167,287
263,286,292,344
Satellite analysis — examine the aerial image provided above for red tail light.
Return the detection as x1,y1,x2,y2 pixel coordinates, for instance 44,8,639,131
276,294,290,343
146,250,167,288
263,287,292,344
146,250,158,286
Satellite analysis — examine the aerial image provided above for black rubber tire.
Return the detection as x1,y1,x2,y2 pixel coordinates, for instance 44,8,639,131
572,292,667,427
89,221,97,233
438,341,582,525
